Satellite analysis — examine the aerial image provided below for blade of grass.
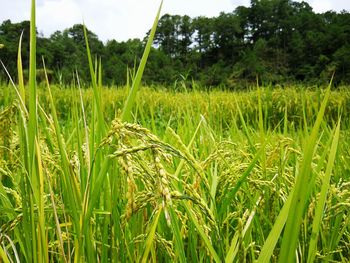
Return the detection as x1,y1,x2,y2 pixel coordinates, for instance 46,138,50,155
0,246,10,263
28,0,37,158
121,0,163,122
27,0,41,261
182,201,222,263
13,44,31,260
141,206,163,263
41,58,82,257
257,86,266,177
34,137,48,262
278,81,332,263
307,120,340,263
257,188,294,263
17,31,25,105
168,207,186,263
83,24,106,136
87,0,163,223
234,97,255,151
219,145,265,219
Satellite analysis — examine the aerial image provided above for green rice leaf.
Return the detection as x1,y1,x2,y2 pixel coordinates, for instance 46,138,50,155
141,206,163,263
121,0,163,122
278,82,332,263
307,120,340,263
183,201,222,263
257,189,294,263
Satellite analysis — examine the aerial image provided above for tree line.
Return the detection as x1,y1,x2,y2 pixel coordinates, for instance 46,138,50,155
1,0,350,88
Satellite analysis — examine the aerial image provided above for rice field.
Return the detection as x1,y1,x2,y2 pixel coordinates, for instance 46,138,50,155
1,0,350,262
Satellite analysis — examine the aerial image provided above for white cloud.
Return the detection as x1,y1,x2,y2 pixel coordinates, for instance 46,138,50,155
163,0,234,17
0,1,30,23
36,0,81,36
309,0,349,13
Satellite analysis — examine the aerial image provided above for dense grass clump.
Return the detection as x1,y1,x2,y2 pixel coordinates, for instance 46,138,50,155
1,85,350,131
0,0,349,262
1,84,349,262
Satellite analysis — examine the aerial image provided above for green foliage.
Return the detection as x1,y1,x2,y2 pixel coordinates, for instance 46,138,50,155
2,83,350,261
2,1,350,86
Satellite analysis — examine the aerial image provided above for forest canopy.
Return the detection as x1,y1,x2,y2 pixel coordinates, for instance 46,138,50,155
1,0,350,88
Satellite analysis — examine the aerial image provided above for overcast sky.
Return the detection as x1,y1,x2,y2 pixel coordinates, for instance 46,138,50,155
0,0,349,42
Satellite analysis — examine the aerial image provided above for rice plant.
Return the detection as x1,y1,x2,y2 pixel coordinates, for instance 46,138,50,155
0,0,349,262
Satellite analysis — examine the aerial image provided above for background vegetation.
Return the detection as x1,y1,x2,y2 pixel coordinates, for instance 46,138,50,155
1,0,350,87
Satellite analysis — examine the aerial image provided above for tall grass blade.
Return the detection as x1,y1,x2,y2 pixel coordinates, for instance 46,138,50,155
225,232,239,263
0,247,10,263
141,206,163,263
307,120,340,263
88,0,164,223
41,58,82,257
257,189,294,263
17,31,25,104
219,146,264,219
28,0,37,156
121,0,163,122
83,24,106,136
34,137,48,262
183,201,222,263
278,82,332,262
25,0,45,261
168,207,186,263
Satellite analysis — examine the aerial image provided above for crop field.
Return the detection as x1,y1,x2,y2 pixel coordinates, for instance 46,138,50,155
1,1,350,262
1,84,350,262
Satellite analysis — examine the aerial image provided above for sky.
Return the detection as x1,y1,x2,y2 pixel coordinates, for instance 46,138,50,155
0,0,349,43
